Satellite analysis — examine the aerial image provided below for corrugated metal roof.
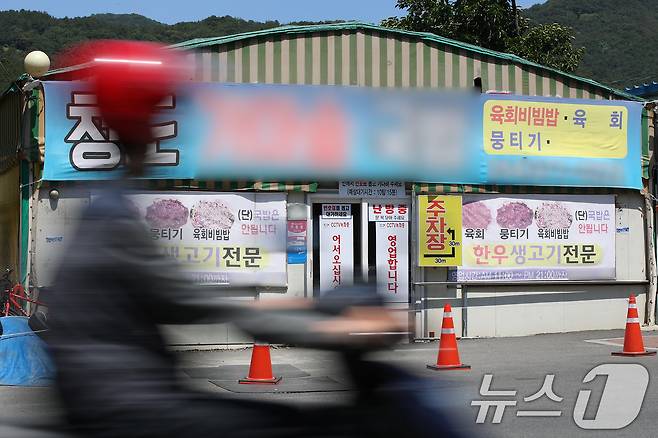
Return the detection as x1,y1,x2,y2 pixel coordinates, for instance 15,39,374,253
170,21,641,101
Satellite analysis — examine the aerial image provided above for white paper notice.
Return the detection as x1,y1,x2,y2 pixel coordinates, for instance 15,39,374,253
376,221,409,302
319,216,354,293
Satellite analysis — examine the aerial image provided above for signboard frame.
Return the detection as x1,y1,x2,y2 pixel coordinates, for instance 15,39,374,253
113,191,288,287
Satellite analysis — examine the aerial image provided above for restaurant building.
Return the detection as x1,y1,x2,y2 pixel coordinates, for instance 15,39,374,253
0,22,654,345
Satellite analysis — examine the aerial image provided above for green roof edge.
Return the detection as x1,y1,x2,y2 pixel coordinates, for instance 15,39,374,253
0,73,30,97
169,21,643,102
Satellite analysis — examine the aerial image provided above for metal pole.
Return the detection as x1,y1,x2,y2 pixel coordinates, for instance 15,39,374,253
461,284,468,337
360,201,369,283
649,108,658,326
410,193,423,340
644,191,657,325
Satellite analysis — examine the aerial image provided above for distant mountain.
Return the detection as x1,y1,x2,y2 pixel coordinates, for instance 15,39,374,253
1,5,651,92
524,0,658,88
0,10,284,90
86,13,162,27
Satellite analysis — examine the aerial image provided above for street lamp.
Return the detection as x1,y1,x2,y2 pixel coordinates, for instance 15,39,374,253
24,51,50,78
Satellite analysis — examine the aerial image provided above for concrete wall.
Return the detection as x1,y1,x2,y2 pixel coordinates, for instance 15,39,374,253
420,285,646,338
33,186,90,287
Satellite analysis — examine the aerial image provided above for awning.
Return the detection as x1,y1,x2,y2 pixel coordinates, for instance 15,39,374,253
413,183,610,195
42,180,317,192
145,180,317,192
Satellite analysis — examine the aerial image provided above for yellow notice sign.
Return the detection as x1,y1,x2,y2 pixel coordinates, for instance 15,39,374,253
418,195,462,266
484,100,628,158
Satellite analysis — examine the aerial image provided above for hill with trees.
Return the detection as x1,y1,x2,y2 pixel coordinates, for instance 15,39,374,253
525,0,658,87
1,3,655,91
0,10,285,89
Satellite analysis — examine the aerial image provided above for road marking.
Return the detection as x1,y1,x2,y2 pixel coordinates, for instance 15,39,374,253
584,338,658,350
348,331,410,336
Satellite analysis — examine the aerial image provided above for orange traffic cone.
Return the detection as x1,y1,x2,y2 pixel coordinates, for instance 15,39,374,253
612,294,656,357
239,343,282,384
427,303,470,370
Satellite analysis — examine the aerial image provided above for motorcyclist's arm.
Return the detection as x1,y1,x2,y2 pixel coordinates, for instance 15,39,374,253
106,215,256,325
108,214,406,348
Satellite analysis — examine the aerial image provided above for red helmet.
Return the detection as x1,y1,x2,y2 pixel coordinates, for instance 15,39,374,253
58,40,186,145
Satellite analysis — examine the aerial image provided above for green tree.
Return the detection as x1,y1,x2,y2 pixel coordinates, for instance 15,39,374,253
381,0,454,38
382,0,583,73
509,23,583,73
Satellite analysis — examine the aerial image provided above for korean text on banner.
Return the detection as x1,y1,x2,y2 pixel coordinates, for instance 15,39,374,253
485,100,628,158
339,182,405,198
456,195,615,281
418,195,462,267
376,222,409,303
123,192,287,286
369,203,410,222
319,215,354,293
322,204,352,218
42,82,643,189
479,95,642,189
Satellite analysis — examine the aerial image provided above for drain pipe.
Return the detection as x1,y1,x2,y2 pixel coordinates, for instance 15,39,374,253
644,187,656,325
644,103,657,325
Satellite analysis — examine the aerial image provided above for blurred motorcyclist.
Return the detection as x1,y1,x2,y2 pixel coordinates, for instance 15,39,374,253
45,41,465,438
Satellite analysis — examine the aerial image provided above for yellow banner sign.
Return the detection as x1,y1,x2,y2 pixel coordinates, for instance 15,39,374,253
418,195,462,266
484,100,628,158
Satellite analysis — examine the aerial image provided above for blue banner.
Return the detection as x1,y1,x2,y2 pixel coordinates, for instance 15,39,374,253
42,81,643,189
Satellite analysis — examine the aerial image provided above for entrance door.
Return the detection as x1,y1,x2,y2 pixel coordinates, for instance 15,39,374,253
311,200,410,303
367,201,410,304
312,203,362,295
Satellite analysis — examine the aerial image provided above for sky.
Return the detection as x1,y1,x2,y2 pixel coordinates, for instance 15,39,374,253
1,0,545,24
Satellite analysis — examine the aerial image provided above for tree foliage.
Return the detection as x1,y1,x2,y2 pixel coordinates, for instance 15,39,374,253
508,23,583,74
381,0,454,39
382,0,583,73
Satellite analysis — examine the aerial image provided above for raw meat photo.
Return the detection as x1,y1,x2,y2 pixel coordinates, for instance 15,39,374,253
191,200,235,229
535,202,573,229
496,201,533,229
144,198,189,229
462,201,492,229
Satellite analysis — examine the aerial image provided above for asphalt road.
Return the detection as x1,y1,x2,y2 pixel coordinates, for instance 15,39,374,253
1,329,657,437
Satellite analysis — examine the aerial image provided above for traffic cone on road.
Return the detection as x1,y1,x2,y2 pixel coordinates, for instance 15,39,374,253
239,343,282,384
427,303,471,370
612,294,656,357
